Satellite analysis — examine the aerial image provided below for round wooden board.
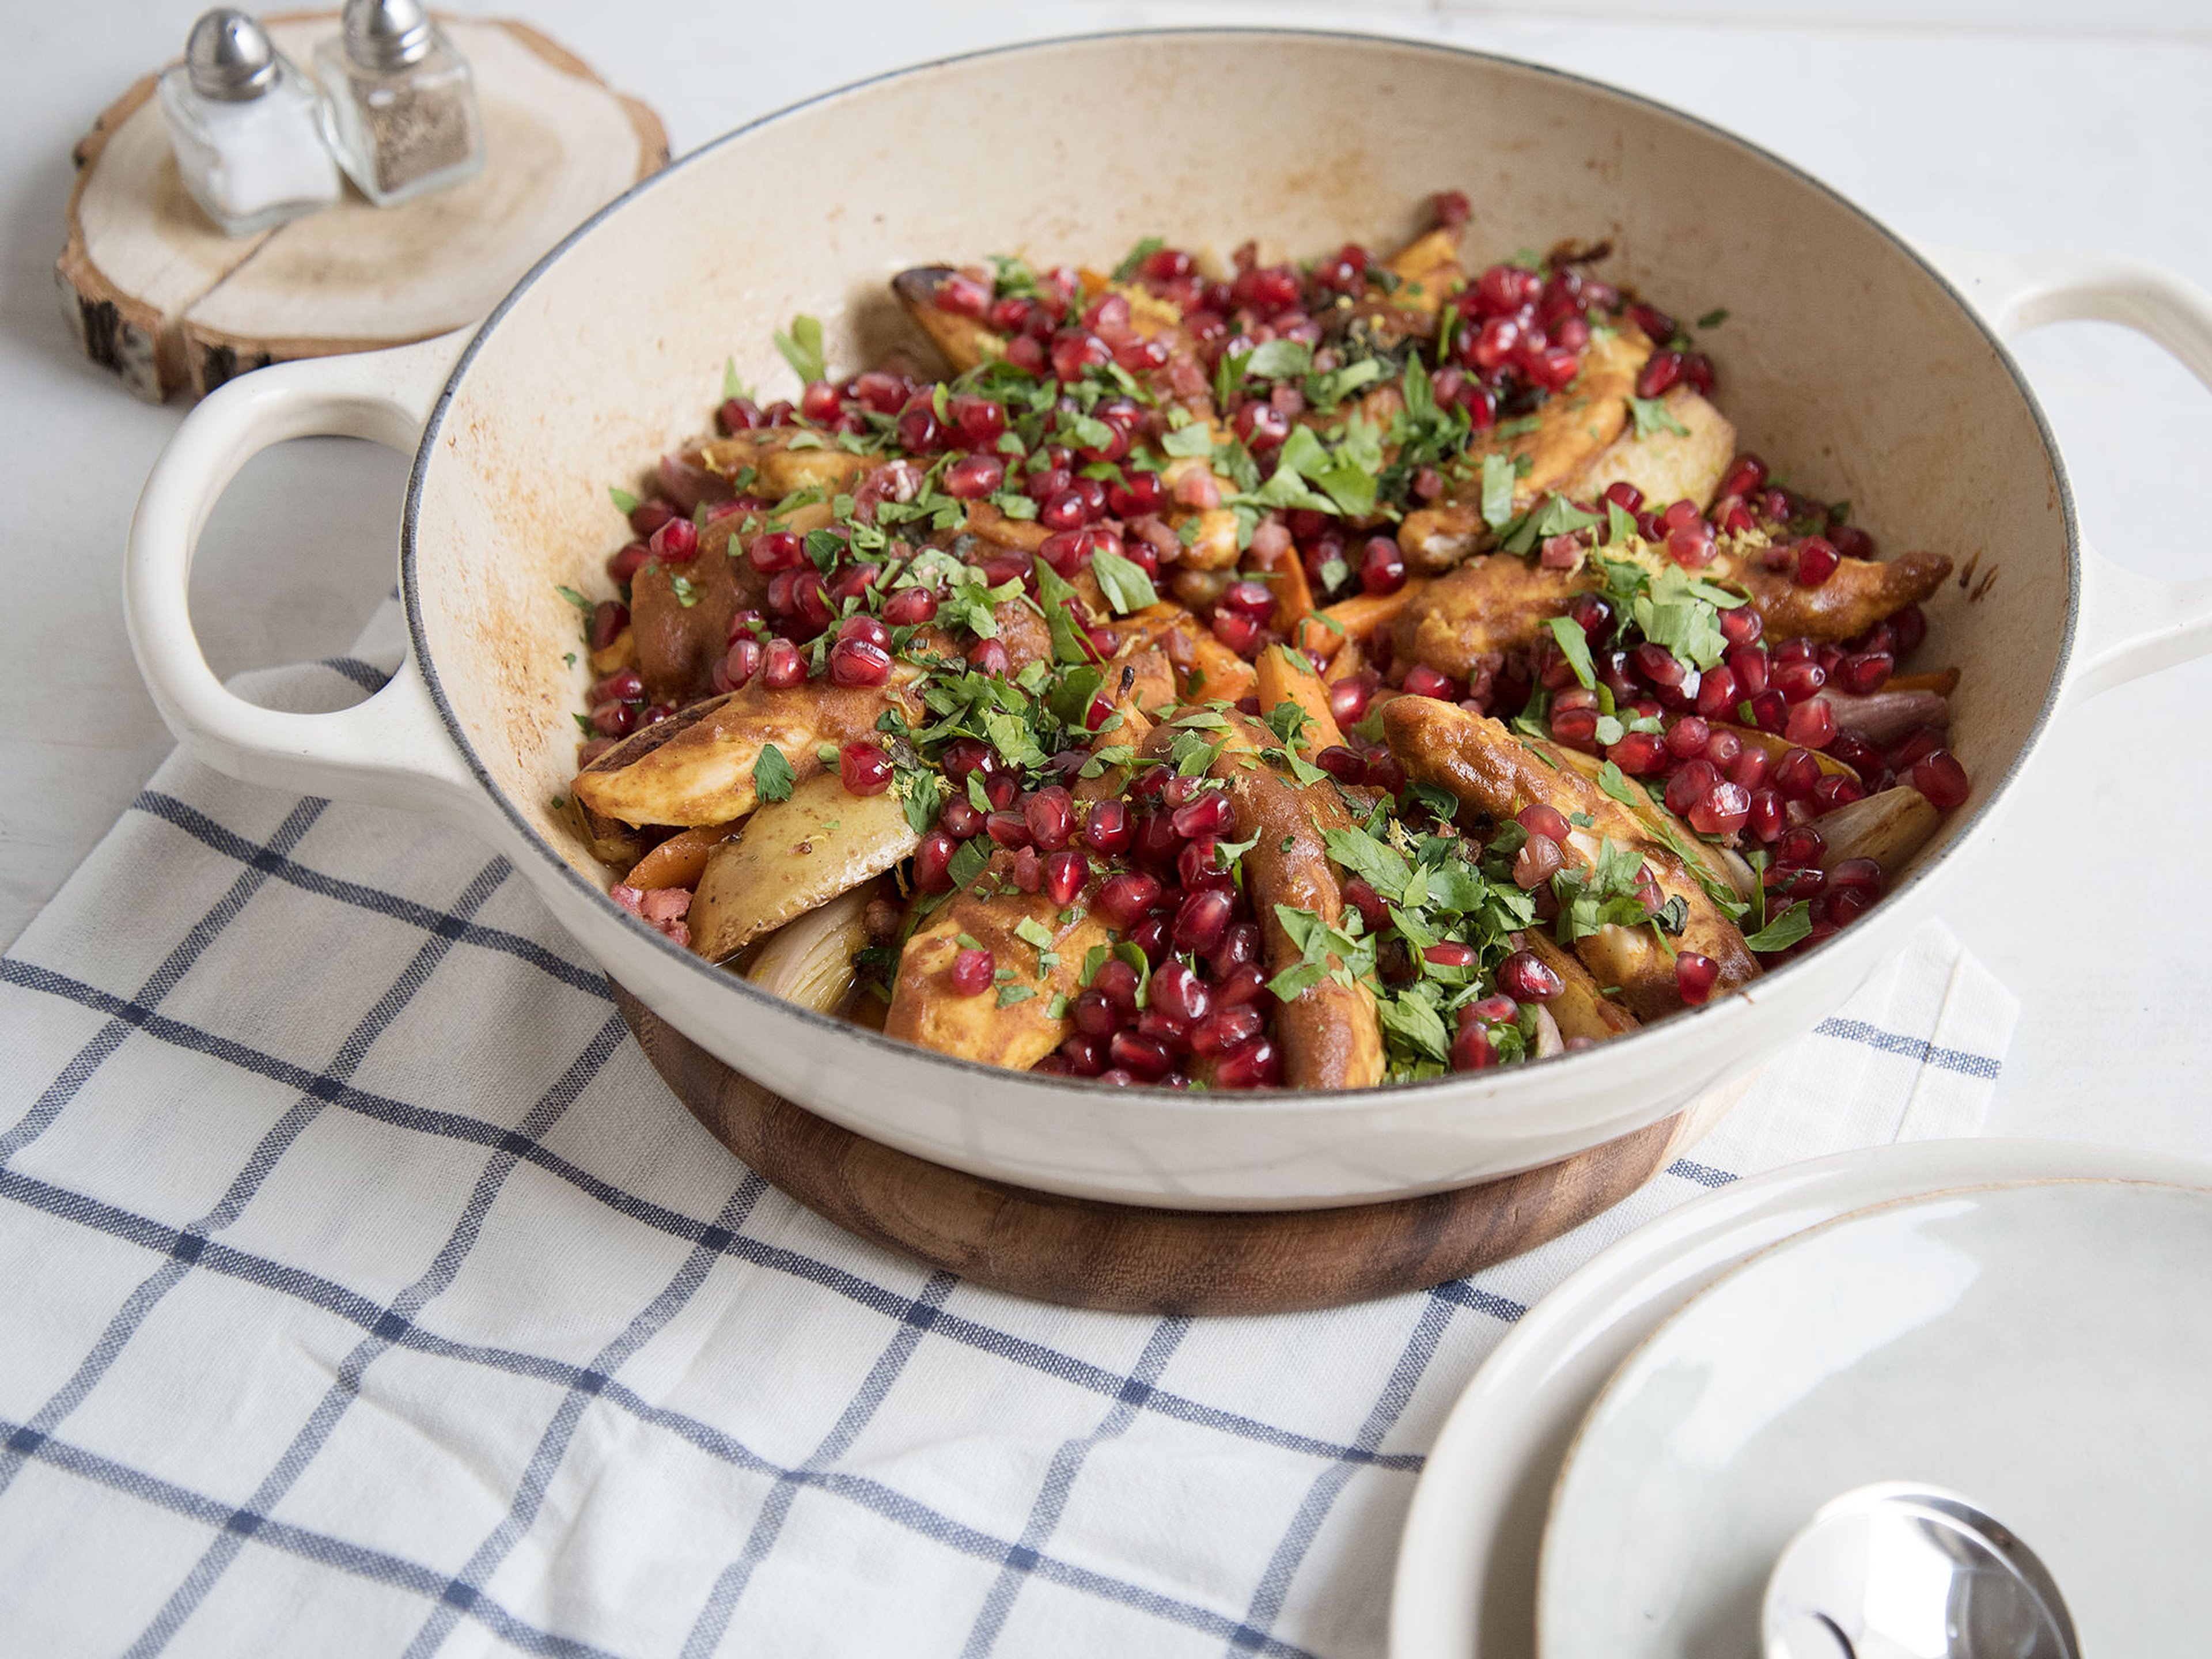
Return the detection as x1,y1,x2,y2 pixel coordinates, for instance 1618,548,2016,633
612,985,1750,1316
56,12,668,402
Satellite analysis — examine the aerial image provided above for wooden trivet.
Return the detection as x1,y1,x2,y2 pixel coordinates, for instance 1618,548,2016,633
56,13,668,402
612,986,1749,1315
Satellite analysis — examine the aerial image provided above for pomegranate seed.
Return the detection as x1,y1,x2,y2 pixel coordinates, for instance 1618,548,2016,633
1495,950,1564,1003
1211,609,1265,658
1748,788,1785,842
1811,774,1864,812
1676,952,1719,1004
1404,665,1456,702
986,809,1033,850
940,799,984,839
1775,748,1824,801
1665,759,1718,816
1836,650,1894,696
1081,800,1132,855
1168,889,1238,955
1911,749,1971,809
1450,1024,1498,1071
1094,871,1162,928
1891,604,1929,657
1219,580,1275,620
1050,330,1112,380
1631,642,1685,689
1636,350,1682,399
1073,990,1123,1039
1830,524,1876,560
1610,732,1668,775
941,738,993,782
882,586,939,627
586,600,628,652
1776,825,1826,867
1705,727,1743,767
1664,716,1711,760
942,453,1006,500
1717,455,1768,499
588,700,634,738
1890,725,1946,772
1509,804,1566,846
828,639,893,687
800,381,843,423
1828,857,1885,895
1423,941,1478,972
1312,744,1363,785
1688,779,1751,836
1360,537,1408,596
713,637,762,694
1016,785,1070,850
1108,469,1166,517
1093,959,1141,1010
1109,1031,1173,1082
912,830,958,892
1232,401,1290,452
1363,752,1408,794
1190,1005,1264,1059
1694,665,1740,721
1514,834,1565,889
1040,488,1093,532
1210,922,1261,977
1727,748,1771,792
762,638,805,689
628,498,678,539
1009,846,1044,893
1171,790,1234,840
1665,520,1715,569
1785,698,1837,749
1551,704,1600,748
1792,536,1840,588
648,518,699,563
1727,646,1769,698
1748,690,1789,733
968,639,1012,677
838,742,893,796
1328,679,1373,727
1213,1035,1282,1089
1152,961,1214,1027
947,946,995,996
1045,849,1089,908
1342,877,1389,934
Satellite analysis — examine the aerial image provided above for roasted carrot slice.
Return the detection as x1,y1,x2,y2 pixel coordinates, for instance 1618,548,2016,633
624,822,741,891
1253,645,1345,751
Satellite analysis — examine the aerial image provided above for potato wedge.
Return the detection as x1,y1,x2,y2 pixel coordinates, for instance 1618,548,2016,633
746,882,878,1015
1571,387,1735,513
689,771,920,961
1812,785,1941,878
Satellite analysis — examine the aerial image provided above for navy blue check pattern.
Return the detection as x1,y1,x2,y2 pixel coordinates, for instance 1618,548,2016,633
0,605,2013,1657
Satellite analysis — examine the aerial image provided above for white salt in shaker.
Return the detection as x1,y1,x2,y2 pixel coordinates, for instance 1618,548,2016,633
157,9,341,237
314,0,486,208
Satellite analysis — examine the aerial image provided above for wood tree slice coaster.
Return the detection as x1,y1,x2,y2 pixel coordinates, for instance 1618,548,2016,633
611,984,1753,1316
56,13,668,402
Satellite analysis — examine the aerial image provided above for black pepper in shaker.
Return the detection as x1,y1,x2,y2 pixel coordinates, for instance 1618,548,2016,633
314,0,484,207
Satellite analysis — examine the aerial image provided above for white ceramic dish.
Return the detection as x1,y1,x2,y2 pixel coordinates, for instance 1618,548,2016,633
123,32,2212,1208
1539,1177,2212,1657
1387,1139,2212,1659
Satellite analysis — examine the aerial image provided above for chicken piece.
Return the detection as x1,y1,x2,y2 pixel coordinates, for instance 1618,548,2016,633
885,876,1111,1069
696,430,873,500
1382,697,1758,1020
1397,320,1653,571
573,670,925,828
964,500,1049,553
893,267,1005,373
631,544,743,706
1144,715,1385,1089
1705,544,1952,643
1391,556,1585,682
1571,387,1736,513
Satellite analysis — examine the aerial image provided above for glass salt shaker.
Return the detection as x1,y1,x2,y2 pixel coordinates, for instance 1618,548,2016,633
314,0,486,208
157,10,340,237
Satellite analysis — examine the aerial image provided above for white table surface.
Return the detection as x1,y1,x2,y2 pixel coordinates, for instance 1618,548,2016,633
4,0,2207,1159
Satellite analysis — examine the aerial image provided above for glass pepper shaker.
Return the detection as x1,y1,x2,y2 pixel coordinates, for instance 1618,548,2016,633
157,9,341,237
314,0,486,208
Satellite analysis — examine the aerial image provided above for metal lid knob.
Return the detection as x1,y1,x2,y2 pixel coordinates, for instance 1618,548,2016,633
184,9,279,103
341,0,434,71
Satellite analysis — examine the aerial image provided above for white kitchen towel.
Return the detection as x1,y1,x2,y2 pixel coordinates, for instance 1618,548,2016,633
0,600,2015,1659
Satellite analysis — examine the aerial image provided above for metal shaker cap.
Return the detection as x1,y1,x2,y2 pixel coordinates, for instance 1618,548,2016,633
185,9,279,102
341,0,434,70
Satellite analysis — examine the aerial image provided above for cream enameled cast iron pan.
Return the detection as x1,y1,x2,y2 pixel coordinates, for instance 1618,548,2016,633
126,32,2212,1208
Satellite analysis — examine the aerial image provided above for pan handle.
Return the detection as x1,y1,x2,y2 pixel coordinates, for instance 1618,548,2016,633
1922,244,2212,705
124,332,485,823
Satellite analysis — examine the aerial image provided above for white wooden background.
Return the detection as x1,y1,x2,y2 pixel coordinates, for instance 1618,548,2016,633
3,0,2208,1154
